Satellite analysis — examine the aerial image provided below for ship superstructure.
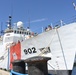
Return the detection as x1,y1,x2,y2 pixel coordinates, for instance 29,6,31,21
3,16,34,49
0,16,34,69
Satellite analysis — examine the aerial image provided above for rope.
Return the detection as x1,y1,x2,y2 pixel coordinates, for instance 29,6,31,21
46,29,57,47
37,29,57,70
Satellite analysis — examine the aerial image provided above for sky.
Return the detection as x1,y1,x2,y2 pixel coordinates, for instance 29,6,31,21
0,0,76,33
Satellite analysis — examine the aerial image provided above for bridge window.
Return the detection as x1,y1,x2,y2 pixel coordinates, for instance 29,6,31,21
14,30,16,33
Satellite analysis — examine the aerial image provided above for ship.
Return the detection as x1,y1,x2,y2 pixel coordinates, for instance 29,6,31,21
0,16,76,75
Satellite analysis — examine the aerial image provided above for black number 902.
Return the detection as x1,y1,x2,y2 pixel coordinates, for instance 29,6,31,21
24,47,37,54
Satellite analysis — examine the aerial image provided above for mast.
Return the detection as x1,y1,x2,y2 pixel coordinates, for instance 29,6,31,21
0,22,4,35
28,10,30,29
7,16,12,29
28,17,30,29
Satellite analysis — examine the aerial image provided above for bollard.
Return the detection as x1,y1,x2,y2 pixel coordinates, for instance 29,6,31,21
12,60,25,74
25,56,51,75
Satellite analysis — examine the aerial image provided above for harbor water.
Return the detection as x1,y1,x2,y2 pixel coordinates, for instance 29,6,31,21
72,67,76,75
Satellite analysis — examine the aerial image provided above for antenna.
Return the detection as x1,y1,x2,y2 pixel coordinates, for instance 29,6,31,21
28,17,30,29
28,10,30,29
9,0,13,17
8,0,13,27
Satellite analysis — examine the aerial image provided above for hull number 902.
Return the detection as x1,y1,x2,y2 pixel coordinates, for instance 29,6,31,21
24,47,37,54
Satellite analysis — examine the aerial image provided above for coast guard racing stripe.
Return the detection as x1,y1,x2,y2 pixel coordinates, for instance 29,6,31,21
10,41,21,69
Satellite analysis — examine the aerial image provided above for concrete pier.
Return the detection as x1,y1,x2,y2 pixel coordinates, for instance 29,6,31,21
0,70,10,75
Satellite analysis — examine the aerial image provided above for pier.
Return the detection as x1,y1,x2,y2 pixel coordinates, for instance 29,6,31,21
0,70,10,75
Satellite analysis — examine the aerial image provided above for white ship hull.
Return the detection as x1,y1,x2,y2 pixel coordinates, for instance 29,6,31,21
21,22,76,70
0,22,76,75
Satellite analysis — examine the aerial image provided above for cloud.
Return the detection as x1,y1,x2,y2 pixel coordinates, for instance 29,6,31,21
26,18,47,23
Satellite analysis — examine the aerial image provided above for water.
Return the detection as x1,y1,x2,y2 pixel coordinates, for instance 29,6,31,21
72,67,76,75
